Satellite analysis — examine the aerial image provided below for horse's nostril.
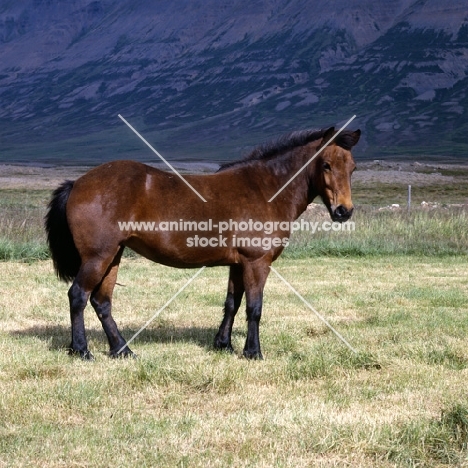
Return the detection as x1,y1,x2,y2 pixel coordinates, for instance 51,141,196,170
334,205,353,220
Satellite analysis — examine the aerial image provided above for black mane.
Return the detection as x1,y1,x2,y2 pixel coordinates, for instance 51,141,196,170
218,129,326,171
218,127,360,171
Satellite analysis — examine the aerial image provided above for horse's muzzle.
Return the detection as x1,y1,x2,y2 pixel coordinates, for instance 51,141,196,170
331,205,354,222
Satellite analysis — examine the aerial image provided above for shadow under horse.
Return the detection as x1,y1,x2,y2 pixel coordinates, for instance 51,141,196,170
45,126,360,360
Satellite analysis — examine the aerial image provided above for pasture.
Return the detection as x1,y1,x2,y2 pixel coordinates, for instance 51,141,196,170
0,163,468,467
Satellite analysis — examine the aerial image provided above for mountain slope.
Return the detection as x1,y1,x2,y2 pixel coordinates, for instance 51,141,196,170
0,0,467,164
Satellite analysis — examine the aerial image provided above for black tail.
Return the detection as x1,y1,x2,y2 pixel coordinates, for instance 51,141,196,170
45,180,81,282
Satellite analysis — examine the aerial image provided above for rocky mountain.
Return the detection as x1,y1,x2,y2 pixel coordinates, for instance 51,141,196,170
0,0,467,164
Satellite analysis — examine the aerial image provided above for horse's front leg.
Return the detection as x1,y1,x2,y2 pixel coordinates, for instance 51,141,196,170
214,264,244,353
242,259,271,360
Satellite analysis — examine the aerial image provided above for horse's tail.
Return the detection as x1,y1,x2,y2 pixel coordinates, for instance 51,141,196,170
45,180,81,282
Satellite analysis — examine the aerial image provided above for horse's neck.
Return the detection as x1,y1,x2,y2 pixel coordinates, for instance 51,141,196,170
263,152,312,221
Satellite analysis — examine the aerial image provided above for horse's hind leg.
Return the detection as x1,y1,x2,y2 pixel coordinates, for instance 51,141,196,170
68,277,93,360
214,264,244,353
68,247,124,360
90,246,134,358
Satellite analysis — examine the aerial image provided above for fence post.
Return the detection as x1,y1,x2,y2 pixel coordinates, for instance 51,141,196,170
407,185,411,213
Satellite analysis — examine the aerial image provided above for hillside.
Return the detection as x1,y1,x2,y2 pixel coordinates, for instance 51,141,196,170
0,0,467,165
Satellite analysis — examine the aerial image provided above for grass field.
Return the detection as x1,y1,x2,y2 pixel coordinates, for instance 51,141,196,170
0,166,467,466
1,256,467,467
0,185,467,261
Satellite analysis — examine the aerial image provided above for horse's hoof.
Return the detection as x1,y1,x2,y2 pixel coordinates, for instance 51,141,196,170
243,350,263,360
68,348,95,361
110,348,137,359
82,350,95,360
215,346,235,355
213,338,234,353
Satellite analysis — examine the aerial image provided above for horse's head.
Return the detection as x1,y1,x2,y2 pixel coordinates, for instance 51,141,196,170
311,127,361,222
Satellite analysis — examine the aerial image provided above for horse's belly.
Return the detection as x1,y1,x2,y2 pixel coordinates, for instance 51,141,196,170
124,232,239,268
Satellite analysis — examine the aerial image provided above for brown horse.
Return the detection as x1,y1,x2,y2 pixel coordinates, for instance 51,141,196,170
45,126,360,360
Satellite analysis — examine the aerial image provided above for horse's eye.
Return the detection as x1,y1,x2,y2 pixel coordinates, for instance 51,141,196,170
323,162,331,171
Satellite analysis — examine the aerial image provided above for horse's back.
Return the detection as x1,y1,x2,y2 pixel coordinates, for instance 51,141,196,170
69,160,179,208
72,160,151,192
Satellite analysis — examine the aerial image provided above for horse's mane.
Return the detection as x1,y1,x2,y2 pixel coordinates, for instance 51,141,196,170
218,128,357,171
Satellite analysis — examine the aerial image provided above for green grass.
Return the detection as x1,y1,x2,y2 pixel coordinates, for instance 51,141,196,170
1,186,467,261
0,256,467,466
286,206,468,257
0,189,50,261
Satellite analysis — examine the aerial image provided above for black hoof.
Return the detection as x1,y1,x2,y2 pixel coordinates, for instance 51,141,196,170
215,345,234,354
214,336,234,353
110,347,137,359
243,350,263,360
68,348,95,361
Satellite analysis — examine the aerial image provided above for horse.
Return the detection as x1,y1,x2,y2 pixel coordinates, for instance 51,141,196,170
45,126,360,360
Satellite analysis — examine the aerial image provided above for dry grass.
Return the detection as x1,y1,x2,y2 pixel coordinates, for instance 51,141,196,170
1,164,468,466
1,256,467,467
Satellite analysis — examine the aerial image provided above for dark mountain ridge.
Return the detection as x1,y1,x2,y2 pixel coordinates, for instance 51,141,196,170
0,0,467,165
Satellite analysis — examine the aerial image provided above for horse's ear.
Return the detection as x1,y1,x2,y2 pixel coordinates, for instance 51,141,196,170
349,129,361,147
335,129,361,150
322,127,335,143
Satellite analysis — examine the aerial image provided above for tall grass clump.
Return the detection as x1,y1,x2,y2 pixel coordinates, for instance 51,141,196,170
286,205,468,257
0,189,50,261
370,404,468,465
